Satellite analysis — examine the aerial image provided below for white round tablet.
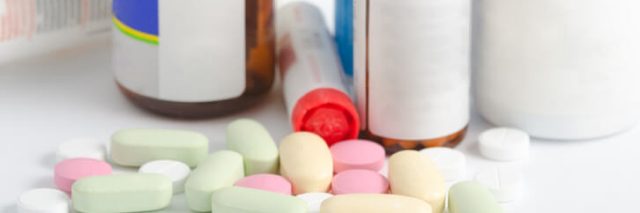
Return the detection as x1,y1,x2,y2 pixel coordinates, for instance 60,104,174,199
478,127,530,161
296,192,333,213
420,147,466,182
475,166,524,203
18,188,69,213
56,138,106,162
139,160,191,194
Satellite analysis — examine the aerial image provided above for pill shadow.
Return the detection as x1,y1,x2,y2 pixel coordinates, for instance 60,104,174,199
40,152,58,168
2,205,16,213
29,176,55,189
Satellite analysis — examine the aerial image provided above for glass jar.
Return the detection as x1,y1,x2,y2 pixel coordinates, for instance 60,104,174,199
477,0,640,139
354,0,471,153
112,0,275,118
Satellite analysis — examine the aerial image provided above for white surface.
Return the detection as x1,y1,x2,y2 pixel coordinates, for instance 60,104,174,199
56,138,106,162
479,128,530,161
475,166,524,203
139,160,191,194
1,3,640,213
420,148,467,182
17,188,69,213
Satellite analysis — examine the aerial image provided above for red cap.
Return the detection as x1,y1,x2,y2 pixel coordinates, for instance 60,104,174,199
292,88,360,146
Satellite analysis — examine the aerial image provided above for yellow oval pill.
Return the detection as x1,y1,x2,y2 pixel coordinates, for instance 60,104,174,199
279,132,333,194
389,150,446,213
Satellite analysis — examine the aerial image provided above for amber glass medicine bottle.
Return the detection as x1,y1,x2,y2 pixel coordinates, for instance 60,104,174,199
354,0,471,154
112,0,275,118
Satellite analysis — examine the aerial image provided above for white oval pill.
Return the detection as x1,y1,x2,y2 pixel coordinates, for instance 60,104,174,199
478,128,530,161
296,193,333,213
420,147,466,182
139,160,191,194
56,138,106,162
18,188,69,213
475,166,524,203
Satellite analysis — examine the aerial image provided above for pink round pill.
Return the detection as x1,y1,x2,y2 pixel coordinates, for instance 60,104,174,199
331,169,389,195
54,158,112,193
234,174,292,195
330,140,385,173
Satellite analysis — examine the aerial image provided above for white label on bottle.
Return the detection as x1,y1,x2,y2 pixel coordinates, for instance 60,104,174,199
278,3,349,117
158,0,245,102
360,0,470,140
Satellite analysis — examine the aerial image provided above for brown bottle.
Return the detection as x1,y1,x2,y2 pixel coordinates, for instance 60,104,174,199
112,0,275,118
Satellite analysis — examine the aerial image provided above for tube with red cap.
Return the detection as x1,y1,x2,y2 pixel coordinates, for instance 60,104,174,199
276,2,359,146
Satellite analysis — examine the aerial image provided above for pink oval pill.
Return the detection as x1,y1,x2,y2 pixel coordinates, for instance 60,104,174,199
331,169,389,195
330,140,385,173
54,158,112,193
234,174,292,195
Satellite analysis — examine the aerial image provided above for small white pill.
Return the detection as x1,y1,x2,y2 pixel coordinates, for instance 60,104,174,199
479,127,530,161
419,147,466,182
18,188,69,213
56,138,106,162
139,160,191,194
475,166,524,203
296,192,333,213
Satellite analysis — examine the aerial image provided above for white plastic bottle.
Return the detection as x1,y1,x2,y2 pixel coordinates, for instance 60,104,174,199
477,0,640,140
354,0,471,153
0,0,112,64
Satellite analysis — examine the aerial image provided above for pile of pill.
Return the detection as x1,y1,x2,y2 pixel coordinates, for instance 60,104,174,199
17,119,530,213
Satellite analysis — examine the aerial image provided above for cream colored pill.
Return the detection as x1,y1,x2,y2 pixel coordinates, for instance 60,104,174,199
226,119,279,175
185,151,245,212
320,194,432,213
279,132,333,194
110,129,209,167
139,160,191,194
389,150,446,213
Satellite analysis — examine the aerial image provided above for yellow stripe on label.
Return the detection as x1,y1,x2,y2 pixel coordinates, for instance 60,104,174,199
112,16,159,45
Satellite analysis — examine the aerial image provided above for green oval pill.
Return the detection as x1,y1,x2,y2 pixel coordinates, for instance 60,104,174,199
226,119,279,175
448,181,503,213
72,174,172,213
110,129,209,167
211,187,307,213
185,150,245,212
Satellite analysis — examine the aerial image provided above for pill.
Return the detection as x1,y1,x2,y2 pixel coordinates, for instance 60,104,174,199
234,174,293,195
330,140,385,173
185,150,244,212
139,160,191,194
279,132,333,194
53,158,112,193
319,194,432,213
296,193,333,213
17,188,69,213
226,119,279,175
56,138,106,162
475,166,524,202
419,147,466,182
211,187,307,213
448,181,503,213
331,170,389,195
389,150,446,213
72,174,172,213
110,128,209,167
478,127,530,161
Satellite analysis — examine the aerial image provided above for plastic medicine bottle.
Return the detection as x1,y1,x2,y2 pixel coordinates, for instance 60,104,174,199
477,0,640,140
112,0,275,118
354,0,471,154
